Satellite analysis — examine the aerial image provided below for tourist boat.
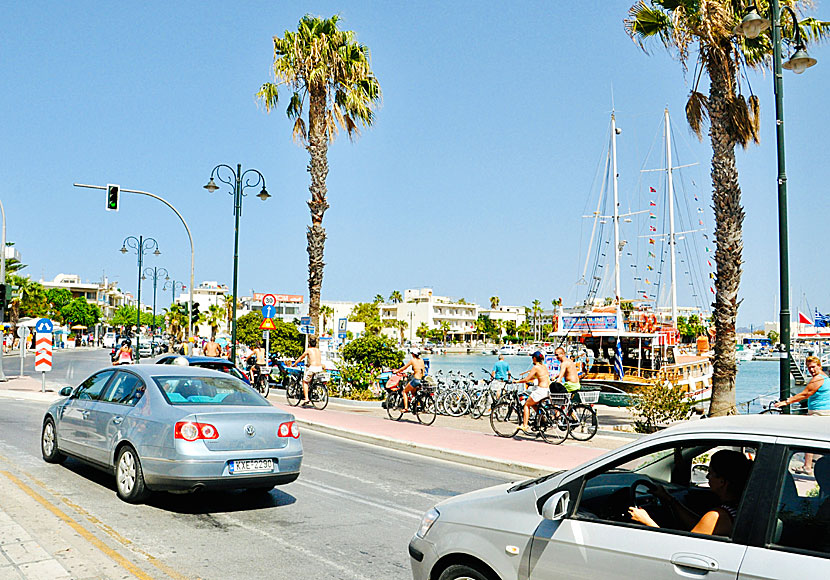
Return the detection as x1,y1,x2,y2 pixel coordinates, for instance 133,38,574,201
517,345,534,356
551,108,713,407
498,345,518,356
735,344,755,362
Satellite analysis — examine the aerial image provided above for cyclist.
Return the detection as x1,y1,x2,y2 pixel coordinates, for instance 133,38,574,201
394,347,426,413
113,339,133,366
551,347,581,394
293,337,323,405
514,351,550,433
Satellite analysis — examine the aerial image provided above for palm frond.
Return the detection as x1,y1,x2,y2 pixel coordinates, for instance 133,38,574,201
292,117,307,143
796,17,830,44
685,90,709,139
730,95,754,148
256,83,280,112
286,92,303,119
748,94,761,144
625,2,675,52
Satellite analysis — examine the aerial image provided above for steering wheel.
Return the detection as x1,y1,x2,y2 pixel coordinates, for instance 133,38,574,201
629,478,663,510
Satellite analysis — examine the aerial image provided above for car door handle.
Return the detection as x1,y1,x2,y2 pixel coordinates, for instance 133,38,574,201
671,553,719,573
112,416,123,425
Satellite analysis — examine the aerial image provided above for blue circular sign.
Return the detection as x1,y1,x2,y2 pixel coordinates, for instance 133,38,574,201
262,304,277,319
35,318,54,333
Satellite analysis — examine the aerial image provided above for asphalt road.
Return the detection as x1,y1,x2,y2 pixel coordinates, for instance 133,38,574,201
0,395,516,579
1,346,147,387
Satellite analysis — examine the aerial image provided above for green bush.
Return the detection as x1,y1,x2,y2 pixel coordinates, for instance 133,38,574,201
341,335,403,368
630,381,693,433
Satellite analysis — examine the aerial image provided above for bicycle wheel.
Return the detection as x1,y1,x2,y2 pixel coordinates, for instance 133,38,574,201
311,383,329,410
258,375,270,399
447,390,471,417
568,404,598,441
470,392,486,419
490,401,520,437
386,391,404,421
415,393,437,425
435,392,447,415
285,377,302,406
538,406,568,445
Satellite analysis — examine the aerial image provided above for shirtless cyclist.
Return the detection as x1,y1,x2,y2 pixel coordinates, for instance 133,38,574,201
513,351,550,433
552,347,581,393
293,337,323,405
394,348,426,413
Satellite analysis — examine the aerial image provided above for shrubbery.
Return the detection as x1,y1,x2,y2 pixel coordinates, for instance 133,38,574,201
630,381,693,433
336,335,404,396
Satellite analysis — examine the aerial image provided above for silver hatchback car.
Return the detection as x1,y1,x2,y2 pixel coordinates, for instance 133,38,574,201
41,364,302,503
410,416,830,579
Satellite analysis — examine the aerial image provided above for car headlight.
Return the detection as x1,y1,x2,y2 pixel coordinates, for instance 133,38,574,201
416,507,440,538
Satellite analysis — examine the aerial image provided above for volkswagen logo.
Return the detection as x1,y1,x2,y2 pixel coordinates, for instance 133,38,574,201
244,424,256,437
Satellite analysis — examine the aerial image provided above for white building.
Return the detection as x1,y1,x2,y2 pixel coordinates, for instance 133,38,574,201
379,288,480,343
477,305,527,334
39,274,127,322
178,281,231,338
249,293,306,323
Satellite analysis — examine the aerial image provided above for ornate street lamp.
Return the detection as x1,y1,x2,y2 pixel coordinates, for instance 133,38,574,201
204,164,269,364
120,236,160,362
142,266,169,339
734,1,818,406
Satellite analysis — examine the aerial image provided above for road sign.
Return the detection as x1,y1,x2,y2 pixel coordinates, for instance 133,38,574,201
338,332,347,340
299,324,315,335
262,304,277,319
17,326,30,339
300,316,311,326
338,318,347,332
35,332,53,372
262,294,277,307
259,318,277,331
35,318,54,333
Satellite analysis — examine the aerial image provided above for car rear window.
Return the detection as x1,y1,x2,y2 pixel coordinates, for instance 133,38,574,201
201,363,247,381
153,376,268,406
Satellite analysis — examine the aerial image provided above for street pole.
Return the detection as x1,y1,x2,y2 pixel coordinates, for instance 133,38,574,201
204,163,269,365
771,0,793,407
143,266,168,339
0,197,6,381
121,236,160,363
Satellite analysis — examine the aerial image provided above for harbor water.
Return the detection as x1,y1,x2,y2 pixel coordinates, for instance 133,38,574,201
424,353,782,413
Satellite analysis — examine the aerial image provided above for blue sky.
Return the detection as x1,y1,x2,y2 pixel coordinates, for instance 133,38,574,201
1,1,827,326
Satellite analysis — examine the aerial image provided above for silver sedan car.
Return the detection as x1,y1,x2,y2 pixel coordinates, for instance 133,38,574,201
410,416,830,579
41,364,302,503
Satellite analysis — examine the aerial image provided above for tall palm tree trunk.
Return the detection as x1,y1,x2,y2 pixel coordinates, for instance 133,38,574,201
307,89,329,335
708,46,744,417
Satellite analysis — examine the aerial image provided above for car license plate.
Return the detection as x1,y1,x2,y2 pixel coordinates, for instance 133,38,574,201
229,459,273,474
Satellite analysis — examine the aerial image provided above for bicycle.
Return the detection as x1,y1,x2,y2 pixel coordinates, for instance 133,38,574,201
385,373,437,425
489,385,569,444
469,368,508,419
285,369,330,410
549,388,600,441
249,365,270,398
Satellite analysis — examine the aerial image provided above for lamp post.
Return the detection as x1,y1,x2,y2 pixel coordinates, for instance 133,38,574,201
163,279,185,304
735,1,818,406
120,236,160,363
142,266,168,339
204,164,270,365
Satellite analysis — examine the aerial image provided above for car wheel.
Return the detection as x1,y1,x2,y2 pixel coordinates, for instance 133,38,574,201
41,417,66,464
437,563,494,580
115,445,149,503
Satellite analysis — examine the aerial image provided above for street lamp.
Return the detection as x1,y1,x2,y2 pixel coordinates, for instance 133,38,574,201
142,266,169,339
120,236,160,363
204,164,269,364
735,1,818,407
163,278,186,304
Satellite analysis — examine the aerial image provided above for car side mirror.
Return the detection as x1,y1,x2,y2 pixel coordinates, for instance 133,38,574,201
59,386,73,397
542,490,570,521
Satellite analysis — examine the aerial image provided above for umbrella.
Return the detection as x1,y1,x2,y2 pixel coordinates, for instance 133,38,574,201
70,325,88,330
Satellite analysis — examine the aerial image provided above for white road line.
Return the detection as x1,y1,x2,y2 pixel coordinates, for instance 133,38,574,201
302,463,440,501
222,516,375,580
294,479,423,520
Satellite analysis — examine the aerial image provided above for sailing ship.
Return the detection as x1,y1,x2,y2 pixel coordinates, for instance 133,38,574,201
552,109,713,406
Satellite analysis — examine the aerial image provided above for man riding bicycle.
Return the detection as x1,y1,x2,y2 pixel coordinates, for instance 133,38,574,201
293,336,323,405
551,346,581,394
513,351,550,433
393,347,426,413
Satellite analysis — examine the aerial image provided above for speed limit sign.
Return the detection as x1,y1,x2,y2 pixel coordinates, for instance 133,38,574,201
262,294,277,307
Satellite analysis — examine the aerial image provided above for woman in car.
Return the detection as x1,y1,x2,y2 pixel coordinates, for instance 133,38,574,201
628,449,752,536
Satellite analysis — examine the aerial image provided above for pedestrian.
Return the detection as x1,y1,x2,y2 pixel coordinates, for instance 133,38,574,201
204,337,222,357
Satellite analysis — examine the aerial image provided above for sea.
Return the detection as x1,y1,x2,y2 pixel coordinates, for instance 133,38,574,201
423,354,782,414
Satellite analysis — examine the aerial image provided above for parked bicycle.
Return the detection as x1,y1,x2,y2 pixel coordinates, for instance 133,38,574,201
385,372,437,425
469,368,509,419
489,384,569,444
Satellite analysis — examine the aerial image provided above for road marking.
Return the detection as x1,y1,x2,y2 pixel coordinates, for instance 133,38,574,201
224,515,375,580
0,470,155,580
295,479,422,520
303,463,441,501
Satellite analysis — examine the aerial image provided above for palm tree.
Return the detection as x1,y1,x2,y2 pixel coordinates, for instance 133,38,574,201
258,15,381,336
489,296,500,309
440,321,451,345
625,1,829,416
389,290,402,304
320,304,334,334
204,304,225,341
222,294,239,333
164,302,188,341
532,299,542,342
395,319,408,345
373,294,384,304
416,322,430,343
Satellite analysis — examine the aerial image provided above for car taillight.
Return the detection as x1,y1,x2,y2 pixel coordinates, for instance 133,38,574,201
174,421,220,441
278,421,300,439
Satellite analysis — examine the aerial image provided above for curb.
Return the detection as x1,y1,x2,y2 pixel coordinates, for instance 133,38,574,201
293,417,551,478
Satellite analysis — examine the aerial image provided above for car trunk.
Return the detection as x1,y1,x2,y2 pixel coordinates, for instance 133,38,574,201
193,410,292,452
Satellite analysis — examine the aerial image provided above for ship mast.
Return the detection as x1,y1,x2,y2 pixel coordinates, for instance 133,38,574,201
611,112,622,305
663,108,679,326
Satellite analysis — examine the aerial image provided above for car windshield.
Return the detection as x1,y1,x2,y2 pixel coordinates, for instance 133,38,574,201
153,375,268,406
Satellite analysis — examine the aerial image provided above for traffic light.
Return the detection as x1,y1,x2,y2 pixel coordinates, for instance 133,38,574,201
191,302,201,325
106,184,120,211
